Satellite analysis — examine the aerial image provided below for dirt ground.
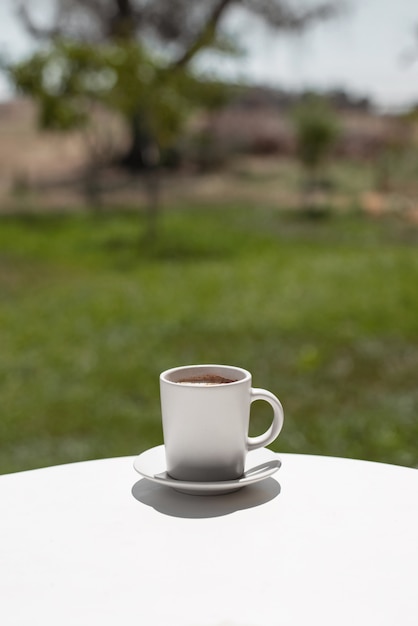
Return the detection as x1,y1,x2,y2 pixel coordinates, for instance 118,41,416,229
1,98,418,224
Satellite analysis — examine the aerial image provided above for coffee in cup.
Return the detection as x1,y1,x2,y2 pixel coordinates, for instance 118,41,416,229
177,374,237,385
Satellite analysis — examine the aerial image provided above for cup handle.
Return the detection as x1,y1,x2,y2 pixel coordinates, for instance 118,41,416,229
247,388,284,451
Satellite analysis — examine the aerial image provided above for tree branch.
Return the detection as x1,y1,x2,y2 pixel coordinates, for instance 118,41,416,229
17,1,64,40
173,0,237,69
243,0,343,31
109,0,138,39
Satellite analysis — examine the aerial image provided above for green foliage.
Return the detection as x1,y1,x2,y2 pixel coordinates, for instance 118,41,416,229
292,94,340,171
7,39,231,146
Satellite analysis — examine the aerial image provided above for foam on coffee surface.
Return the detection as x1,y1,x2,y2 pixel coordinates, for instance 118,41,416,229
177,374,237,385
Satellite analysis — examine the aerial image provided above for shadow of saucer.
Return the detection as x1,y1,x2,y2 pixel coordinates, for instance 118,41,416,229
131,477,281,519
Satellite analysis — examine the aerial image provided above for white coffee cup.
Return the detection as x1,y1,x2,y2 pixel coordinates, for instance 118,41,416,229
160,364,284,482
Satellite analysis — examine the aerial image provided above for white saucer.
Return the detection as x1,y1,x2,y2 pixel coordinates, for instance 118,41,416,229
133,445,281,495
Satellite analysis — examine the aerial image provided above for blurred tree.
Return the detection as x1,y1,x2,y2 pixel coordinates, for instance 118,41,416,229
292,94,340,212
9,40,227,158
6,0,343,237
14,0,342,170
8,39,228,235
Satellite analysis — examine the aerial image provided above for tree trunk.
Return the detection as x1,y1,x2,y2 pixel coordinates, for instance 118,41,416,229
120,112,156,172
119,111,162,241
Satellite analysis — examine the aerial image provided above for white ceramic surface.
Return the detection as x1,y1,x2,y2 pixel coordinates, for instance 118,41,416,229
160,364,284,481
133,445,282,494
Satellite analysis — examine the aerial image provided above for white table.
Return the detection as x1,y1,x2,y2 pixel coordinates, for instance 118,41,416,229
1,453,417,626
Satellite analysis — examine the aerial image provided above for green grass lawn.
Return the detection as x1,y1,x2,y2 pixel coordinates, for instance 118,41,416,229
1,204,418,473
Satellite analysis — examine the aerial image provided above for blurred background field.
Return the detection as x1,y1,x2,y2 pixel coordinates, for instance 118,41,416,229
1,206,418,473
1,0,418,473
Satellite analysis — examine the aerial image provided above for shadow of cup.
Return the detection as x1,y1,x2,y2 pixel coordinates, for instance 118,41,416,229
131,476,281,519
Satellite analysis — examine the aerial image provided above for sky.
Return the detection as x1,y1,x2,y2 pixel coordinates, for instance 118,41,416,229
0,0,418,111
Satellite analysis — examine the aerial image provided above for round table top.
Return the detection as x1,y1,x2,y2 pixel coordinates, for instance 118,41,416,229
1,452,417,626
